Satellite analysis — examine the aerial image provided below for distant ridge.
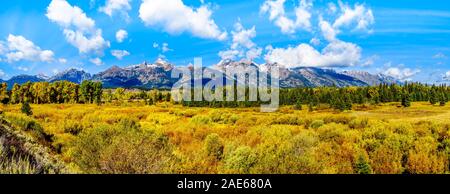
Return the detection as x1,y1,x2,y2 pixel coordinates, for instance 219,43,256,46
341,70,399,86
48,68,92,84
1,59,400,89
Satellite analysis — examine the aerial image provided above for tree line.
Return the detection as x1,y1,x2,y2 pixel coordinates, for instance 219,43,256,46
1,81,449,111
281,82,449,110
180,82,450,111
0,81,102,105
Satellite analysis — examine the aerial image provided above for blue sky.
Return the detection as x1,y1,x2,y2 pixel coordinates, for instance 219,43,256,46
0,0,449,83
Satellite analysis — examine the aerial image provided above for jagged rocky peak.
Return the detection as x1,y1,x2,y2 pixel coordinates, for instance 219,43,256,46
259,62,288,71
37,73,50,80
214,59,260,71
341,70,399,85
56,68,88,76
154,58,174,70
48,68,91,84
124,58,174,71
107,65,123,72
98,65,122,76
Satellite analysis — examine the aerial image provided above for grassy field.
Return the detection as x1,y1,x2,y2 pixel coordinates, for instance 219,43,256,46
1,102,450,174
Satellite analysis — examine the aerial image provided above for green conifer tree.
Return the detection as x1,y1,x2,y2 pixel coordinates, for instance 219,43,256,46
294,99,302,110
401,92,411,107
355,155,372,174
21,101,33,116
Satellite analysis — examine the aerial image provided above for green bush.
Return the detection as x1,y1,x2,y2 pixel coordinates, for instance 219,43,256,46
317,123,346,143
99,131,174,174
117,117,141,132
323,115,354,125
209,111,239,124
71,125,115,173
271,114,302,125
204,133,224,160
224,146,257,174
225,115,240,124
72,123,174,173
349,118,369,129
63,121,84,135
21,102,32,116
209,111,223,123
191,115,211,125
310,120,324,129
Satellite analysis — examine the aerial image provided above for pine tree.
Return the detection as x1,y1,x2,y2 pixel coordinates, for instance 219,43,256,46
332,97,345,112
401,92,411,107
355,155,372,174
429,89,438,105
312,95,319,106
439,93,446,106
21,101,33,116
294,99,302,110
344,94,352,111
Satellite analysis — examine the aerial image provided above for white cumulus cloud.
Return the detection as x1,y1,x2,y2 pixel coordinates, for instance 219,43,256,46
264,40,361,68
219,21,262,60
218,50,240,61
262,1,376,69
162,43,172,53
111,50,130,60
139,0,227,41
59,58,67,64
384,66,420,81
90,57,103,66
260,0,312,34
333,1,374,32
153,42,173,53
316,2,374,42
63,29,109,54
46,0,110,55
1,34,55,63
116,29,128,43
319,18,337,42
99,0,131,20
231,22,257,50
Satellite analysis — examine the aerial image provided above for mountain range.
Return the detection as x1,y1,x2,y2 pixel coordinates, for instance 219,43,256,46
1,59,399,89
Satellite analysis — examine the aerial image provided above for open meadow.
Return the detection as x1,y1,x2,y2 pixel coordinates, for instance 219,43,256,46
2,101,450,174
